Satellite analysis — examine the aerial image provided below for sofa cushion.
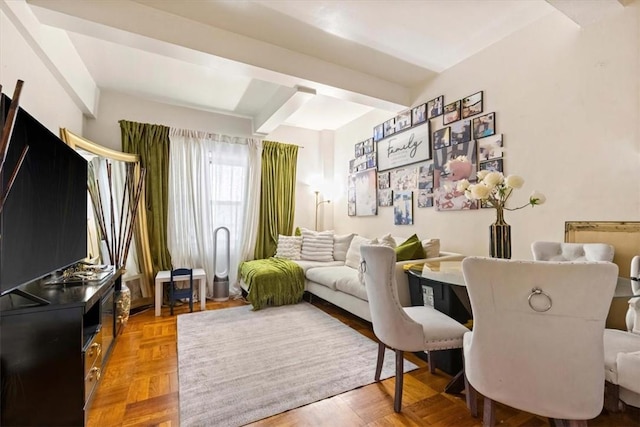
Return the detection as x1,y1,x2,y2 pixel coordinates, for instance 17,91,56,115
274,235,302,260
422,238,441,259
395,234,426,261
334,233,356,262
293,260,344,273
372,233,396,248
300,229,335,262
336,273,368,302
345,235,372,269
305,266,353,291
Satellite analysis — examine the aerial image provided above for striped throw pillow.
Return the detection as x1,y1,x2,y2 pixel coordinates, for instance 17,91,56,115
300,229,335,262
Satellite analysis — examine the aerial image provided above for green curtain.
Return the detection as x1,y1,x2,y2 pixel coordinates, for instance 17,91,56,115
119,119,172,275
254,141,299,259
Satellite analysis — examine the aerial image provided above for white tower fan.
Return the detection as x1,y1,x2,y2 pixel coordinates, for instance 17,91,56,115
213,226,230,301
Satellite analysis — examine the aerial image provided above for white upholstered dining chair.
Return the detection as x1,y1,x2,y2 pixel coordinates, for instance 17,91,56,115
602,255,640,411
359,245,469,413
531,241,615,262
462,257,619,427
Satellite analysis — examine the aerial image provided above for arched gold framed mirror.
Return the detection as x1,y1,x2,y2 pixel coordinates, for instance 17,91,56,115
60,128,153,309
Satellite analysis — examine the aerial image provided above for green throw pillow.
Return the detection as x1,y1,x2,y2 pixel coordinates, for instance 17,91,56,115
395,234,426,261
294,227,301,236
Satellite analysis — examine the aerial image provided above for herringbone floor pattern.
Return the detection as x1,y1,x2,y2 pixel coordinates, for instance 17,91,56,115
88,296,640,426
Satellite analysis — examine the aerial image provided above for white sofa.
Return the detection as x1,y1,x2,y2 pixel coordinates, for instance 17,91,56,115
296,250,463,322
290,232,463,321
241,232,463,321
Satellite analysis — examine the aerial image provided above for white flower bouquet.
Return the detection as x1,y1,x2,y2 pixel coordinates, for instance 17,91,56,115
456,170,545,223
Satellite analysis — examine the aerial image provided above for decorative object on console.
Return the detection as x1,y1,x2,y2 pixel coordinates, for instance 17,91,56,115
0,80,26,214
87,159,146,269
458,171,546,258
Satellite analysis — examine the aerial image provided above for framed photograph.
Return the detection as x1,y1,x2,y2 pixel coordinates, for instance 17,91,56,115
378,188,393,207
418,163,433,189
363,138,375,154
383,118,396,137
347,174,356,216
450,119,471,145
472,112,496,139
376,121,431,171
393,191,413,225
417,189,434,208
479,158,503,173
462,91,483,119
412,103,427,125
396,110,412,132
427,96,444,119
366,153,377,169
433,127,450,150
373,124,384,142
478,133,503,161
390,166,418,191
355,141,365,158
443,100,461,125
432,140,479,211
378,171,390,189
355,169,378,216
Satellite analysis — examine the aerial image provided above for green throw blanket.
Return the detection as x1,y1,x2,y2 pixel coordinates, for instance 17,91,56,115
239,258,305,310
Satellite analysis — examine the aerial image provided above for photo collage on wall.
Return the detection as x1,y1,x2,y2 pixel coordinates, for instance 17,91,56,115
347,89,506,220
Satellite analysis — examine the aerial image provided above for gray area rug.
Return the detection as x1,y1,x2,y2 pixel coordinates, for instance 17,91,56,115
177,302,418,426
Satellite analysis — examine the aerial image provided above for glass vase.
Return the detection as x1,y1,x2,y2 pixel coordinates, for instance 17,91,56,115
490,207,511,259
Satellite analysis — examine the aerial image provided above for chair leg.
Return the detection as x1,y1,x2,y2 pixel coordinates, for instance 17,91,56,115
483,396,495,427
603,381,620,413
394,350,404,413
427,351,436,374
549,418,567,427
375,342,385,382
566,421,588,427
464,374,478,417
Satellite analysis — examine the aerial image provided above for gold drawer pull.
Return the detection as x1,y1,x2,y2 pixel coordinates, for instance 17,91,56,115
89,367,101,381
88,342,102,358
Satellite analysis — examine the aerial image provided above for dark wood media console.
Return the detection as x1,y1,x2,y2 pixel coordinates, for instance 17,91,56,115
0,268,123,426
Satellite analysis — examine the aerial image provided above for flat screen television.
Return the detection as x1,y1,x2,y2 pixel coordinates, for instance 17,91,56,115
0,93,87,298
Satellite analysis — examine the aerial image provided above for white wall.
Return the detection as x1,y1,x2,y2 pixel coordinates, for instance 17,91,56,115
333,4,640,259
83,90,254,151
0,10,83,134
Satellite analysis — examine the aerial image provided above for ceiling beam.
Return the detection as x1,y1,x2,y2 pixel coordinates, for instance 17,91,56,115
1,0,98,117
254,86,316,135
27,0,411,111
545,0,627,27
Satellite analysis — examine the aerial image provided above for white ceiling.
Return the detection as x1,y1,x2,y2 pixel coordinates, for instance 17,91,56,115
5,0,628,133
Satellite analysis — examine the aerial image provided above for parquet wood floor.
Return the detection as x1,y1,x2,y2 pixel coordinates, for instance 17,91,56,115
88,296,640,426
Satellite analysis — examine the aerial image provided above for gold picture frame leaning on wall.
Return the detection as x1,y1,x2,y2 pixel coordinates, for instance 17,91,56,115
60,128,154,309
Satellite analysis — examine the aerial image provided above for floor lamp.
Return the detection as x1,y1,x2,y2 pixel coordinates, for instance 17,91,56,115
314,190,331,231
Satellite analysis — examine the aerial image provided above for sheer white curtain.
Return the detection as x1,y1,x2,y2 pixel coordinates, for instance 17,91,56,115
167,129,261,298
